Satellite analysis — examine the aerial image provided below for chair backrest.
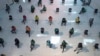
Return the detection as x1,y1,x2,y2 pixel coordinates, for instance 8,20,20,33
78,43,83,48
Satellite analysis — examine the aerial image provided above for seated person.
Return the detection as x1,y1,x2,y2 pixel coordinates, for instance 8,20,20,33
74,42,83,54
46,40,52,48
31,5,35,13
48,16,53,25
11,26,16,33
40,5,47,13
55,28,59,34
35,15,39,25
61,18,67,26
69,28,74,37
26,26,31,37
75,16,80,24
19,5,22,13
9,15,13,20
79,7,86,14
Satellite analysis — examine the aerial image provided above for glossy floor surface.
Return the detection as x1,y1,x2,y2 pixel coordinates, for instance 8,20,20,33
0,0,100,56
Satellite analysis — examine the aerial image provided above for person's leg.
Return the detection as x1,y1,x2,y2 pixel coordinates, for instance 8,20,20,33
16,43,19,48
64,22,66,26
28,31,30,37
74,47,78,52
61,22,63,26
2,43,4,47
77,48,82,54
30,45,34,51
69,33,72,37
62,47,64,53
37,20,39,25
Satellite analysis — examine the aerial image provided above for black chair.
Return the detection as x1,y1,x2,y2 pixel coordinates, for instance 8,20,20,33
68,8,72,13
94,43,99,49
94,9,98,14
41,27,44,33
55,28,59,34
84,30,88,35
56,8,59,12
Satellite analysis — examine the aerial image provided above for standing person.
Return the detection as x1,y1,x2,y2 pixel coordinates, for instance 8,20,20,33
22,15,27,24
5,4,10,14
11,26,16,34
60,40,67,53
35,15,39,25
19,5,22,13
89,18,94,27
26,26,31,37
74,42,83,54
15,38,20,48
61,18,67,26
31,5,35,13
38,0,42,6
9,15,13,20
69,28,74,37
30,39,35,51
0,38,4,47
48,16,53,25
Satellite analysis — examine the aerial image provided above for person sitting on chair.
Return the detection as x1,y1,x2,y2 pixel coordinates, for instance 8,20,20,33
31,5,35,13
74,42,83,54
11,26,16,34
40,5,47,13
75,16,80,24
26,26,31,37
61,18,67,26
79,7,86,14
69,28,74,37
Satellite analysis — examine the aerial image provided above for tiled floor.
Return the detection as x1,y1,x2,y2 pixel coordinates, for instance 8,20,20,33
0,0,100,56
